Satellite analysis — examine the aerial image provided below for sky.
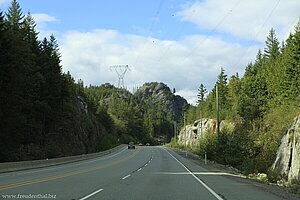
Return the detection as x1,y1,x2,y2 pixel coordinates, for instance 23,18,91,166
1,0,299,104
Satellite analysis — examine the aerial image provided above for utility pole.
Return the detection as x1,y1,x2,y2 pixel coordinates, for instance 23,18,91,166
199,109,202,150
173,121,177,142
216,85,220,143
184,112,187,157
110,65,130,89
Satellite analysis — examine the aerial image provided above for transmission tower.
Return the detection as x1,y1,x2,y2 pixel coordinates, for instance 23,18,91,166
110,65,130,89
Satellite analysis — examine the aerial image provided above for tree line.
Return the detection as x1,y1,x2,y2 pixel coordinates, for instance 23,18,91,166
0,0,179,162
184,21,300,175
0,0,114,161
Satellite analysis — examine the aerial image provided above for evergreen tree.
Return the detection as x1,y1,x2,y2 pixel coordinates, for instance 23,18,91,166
264,28,280,60
6,0,23,28
0,0,43,160
216,67,228,117
281,20,300,100
227,73,241,119
23,12,40,50
196,84,207,107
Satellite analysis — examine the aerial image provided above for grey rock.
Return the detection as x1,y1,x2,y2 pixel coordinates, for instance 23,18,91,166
272,115,300,182
177,118,234,147
135,82,188,121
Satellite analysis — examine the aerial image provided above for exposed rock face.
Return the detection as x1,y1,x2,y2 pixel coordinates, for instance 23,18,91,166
135,82,188,121
272,115,300,182
177,118,235,147
77,96,88,113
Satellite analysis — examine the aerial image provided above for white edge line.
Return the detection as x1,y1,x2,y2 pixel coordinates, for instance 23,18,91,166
163,147,223,200
153,172,245,178
79,188,103,200
122,174,131,180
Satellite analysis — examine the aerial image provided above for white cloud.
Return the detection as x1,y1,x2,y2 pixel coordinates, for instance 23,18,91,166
32,13,57,24
32,13,58,39
177,0,300,41
60,29,259,103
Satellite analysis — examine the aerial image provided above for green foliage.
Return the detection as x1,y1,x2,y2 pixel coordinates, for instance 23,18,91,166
0,1,117,162
84,82,180,146
6,0,23,27
183,21,300,176
196,83,207,106
264,28,280,60
267,168,282,183
198,131,218,160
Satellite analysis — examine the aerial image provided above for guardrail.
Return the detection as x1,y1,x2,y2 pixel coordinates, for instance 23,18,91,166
0,144,126,173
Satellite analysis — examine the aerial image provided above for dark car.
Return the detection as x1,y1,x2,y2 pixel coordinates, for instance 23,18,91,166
128,142,135,149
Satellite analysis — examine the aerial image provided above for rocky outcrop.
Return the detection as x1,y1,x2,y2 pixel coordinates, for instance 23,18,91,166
77,96,88,113
177,118,235,147
272,115,300,182
135,82,188,121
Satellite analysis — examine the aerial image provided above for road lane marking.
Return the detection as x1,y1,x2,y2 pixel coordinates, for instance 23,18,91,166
79,188,103,200
0,148,141,191
154,172,245,178
137,168,142,172
122,174,131,180
163,148,223,200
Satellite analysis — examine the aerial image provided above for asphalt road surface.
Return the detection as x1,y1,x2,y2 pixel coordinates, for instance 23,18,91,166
0,146,289,200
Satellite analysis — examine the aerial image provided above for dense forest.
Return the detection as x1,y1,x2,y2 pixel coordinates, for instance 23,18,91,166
183,21,300,174
0,1,186,162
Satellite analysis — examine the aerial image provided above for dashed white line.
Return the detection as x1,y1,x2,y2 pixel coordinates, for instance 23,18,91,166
137,168,142,172
163,148,223,200
79,188,103,200
122,174,131,180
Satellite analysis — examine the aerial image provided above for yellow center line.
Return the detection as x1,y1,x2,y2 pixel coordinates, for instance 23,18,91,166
0,148,140,191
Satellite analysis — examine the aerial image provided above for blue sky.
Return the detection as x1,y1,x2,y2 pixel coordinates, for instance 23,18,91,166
1,0,198,39
1,0,299,104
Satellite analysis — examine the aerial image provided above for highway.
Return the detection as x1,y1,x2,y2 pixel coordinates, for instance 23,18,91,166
0,146,288,200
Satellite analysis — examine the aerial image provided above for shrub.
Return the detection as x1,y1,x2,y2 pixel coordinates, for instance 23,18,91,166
267,168,282,183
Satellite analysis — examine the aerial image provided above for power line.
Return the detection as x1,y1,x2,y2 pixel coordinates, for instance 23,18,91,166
253,0,281,41
233,0,281,68
155,4,199,62
282,16,300,40
133,0,165,67
178,0,242,64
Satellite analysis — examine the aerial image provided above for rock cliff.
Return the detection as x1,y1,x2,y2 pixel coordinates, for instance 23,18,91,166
177,118,234,147
134,82,188,121
272,115,300,182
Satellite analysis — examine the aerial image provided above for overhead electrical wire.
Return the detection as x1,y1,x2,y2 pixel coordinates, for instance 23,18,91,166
133,0,165,67
155,4,199,62
233,0,281,68
281,15,300,41
170,0,242,65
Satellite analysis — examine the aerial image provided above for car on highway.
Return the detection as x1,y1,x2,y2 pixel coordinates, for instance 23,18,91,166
128,142,135,149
